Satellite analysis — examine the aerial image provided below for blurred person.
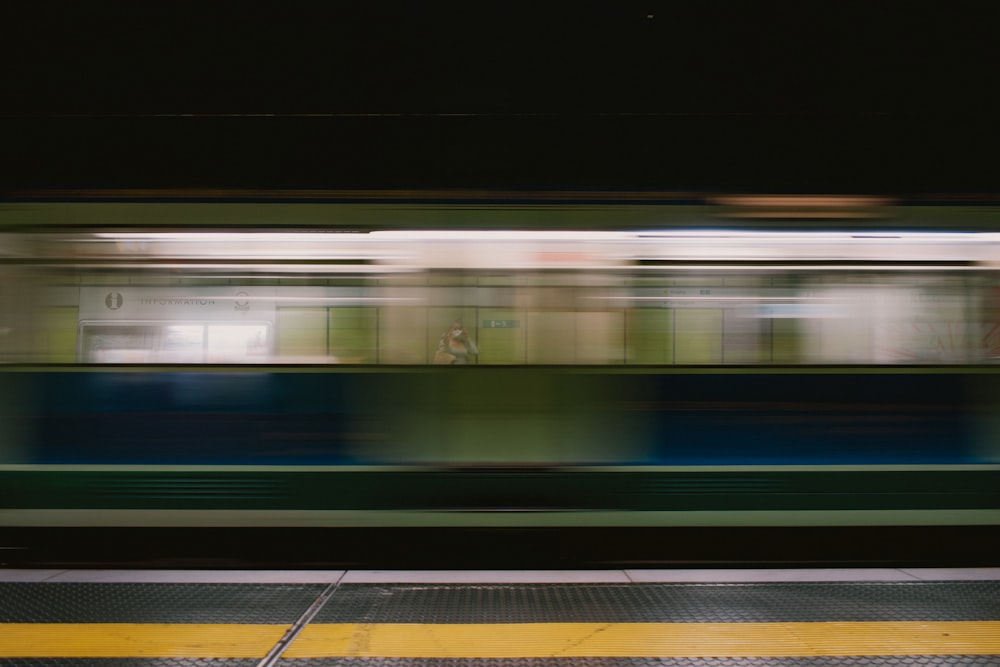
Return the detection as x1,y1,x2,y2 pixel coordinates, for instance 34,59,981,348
434,320,478,364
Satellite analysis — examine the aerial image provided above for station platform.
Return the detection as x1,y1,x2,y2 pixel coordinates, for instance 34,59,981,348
2,568,1000,665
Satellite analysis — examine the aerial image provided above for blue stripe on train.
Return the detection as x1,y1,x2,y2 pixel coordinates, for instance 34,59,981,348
20,369,993,466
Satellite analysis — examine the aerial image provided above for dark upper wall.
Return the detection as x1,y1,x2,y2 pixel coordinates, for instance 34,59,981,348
1,4,997,194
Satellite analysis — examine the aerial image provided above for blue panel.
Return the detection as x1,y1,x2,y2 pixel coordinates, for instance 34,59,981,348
18,369,989,466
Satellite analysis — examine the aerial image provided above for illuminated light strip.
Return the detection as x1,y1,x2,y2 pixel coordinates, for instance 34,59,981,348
73,295,424,304
31,263,419,273
2,622,999,658
631,265,994,271
587,296,840,302
86,230,1000,243
29,262,995,272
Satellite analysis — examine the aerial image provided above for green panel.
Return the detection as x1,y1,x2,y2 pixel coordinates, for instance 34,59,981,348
43,306,79,363
379,307,429,364
77,274,123,286
329,307,377,364
526,311,577,364
675,309,723,364
627,277,677,288
627,309,674,365
577,310,625,364
672,277,725,288
771,318,801,363
2,469,999,513
722,309,766,364
179,278,227,286
478,309,526,364
277,308,328,360
377,368,641,463
721,276,761,287
427,275,478,287
130,275,182,286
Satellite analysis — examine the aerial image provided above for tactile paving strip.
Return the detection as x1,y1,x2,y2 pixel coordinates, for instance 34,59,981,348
313,582,1000,624
3,582,999,666
0,583,327,624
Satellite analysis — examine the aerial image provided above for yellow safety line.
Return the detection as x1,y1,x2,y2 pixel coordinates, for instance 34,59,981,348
281,622,1000,658
2,622,1000,658
0,624,289,658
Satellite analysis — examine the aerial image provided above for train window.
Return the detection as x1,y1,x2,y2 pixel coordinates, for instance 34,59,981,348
79,323,272,363
5,225,1000,366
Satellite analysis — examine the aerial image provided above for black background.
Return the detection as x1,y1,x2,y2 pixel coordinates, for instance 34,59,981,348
2,2,997,194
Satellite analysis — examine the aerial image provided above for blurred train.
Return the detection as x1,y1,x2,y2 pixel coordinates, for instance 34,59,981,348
0,192,999,566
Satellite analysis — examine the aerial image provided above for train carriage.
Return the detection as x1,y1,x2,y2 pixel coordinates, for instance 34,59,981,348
1,192,999,567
